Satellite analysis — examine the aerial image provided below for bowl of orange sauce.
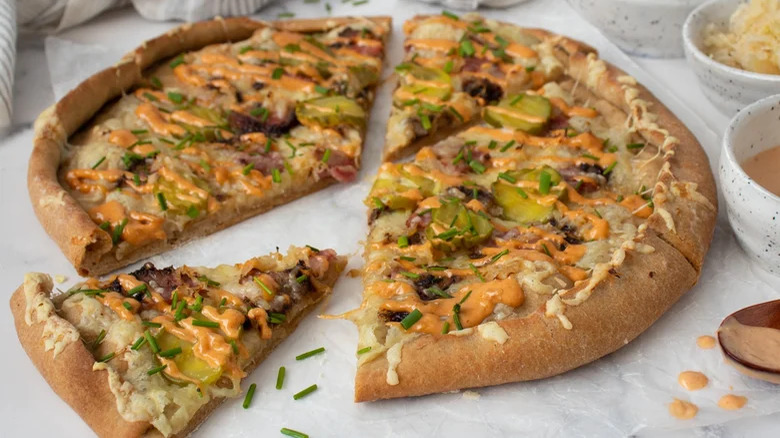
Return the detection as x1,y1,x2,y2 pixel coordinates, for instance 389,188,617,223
720,94,780,274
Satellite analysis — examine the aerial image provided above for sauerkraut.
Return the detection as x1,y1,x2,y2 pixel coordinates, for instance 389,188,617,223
703,0,780,75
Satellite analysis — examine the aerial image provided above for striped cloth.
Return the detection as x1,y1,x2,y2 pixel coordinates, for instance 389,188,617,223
0,0,14,130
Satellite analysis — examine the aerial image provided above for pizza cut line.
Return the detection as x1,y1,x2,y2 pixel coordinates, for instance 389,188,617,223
11,246,346,437
29,16,390,276
348,13,718,402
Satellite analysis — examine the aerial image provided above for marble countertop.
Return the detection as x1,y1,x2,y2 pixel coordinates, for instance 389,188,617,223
2,1,778,436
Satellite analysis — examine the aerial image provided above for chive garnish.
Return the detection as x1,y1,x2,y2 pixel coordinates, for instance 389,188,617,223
400,256,416,262
427,286,451,298
192,320,220,328
314,85,329,95
489,249,509,264
400,309,423,330
91,156,106,169
276,366,286,390
268,313,286,324
510,94,524,106
539,170,552,195
169,54,185,69
581,153,599,161
171,291,179,309
400,271,420,279
142,321,161,328
156,192,168,211
322,149,331,163
397,235,409,248
239,45,253,54
452,305,463,330
488,140,497,149
243,383,257,409
459,39,475,57
468,160,486,174
229,339,239,355
296,347,325,361
190,295,203,312
186,206,200,219
277,12,295,18
131,336,146,350
272,168,282,183
436,228,459,241
603,161,617,175
265,138,272,153
167,92,183,104
419,113,431,131
272,67,284,79
98,352,115,363
219,297,227,308
293,384,318,400
501,139,516,152
353,0,368,5
306,245,320,252
147,365,167,376
441,321,450,334
516,187,529,198
242,163,254,175
443,59,454,73
122,301,133,311
99,221,111,231
127,284,147,296
150,77,162,89
594,209,602,219
469,263,485,282
93,329,106,349
173,301,186,321
627,142,645,149
296,274,309,283
133,174,141,186
143,92,158,102
281,428,309,438
617,194,624,202
498,172,516,183
357,346,372,355
158,347,182,358
112,218,128,244
442,10,459,20
525,65,536,72
253,277,274,297
541,243,552,257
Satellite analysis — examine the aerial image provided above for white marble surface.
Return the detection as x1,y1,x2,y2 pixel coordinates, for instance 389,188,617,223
1,0,779,436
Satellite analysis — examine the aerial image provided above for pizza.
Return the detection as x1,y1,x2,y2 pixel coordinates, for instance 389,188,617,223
10,246,345,437
383,12,560,161
348,13,718,401
29,16,390,276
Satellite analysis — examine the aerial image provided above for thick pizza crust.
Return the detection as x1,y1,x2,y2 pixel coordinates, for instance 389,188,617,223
356,27,717,401
10,255,347,438
29,16,391,277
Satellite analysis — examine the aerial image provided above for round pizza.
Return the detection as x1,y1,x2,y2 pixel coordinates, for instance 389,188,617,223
348,13,718,401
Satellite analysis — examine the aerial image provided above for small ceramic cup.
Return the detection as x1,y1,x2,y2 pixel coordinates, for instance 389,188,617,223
720,94,780,274
566,0,705,58
683,0,780,115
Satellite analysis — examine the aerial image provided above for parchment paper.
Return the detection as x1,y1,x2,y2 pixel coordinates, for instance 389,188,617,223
8,0,780,436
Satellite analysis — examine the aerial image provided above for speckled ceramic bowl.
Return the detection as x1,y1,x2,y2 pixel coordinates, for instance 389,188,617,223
566,0,705,57
683,0,780,115
720,94,780,275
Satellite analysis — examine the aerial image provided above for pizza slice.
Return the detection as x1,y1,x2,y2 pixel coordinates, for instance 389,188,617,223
383,12,564,161
30,16,390,276
11,246,345,437
349,16,717,401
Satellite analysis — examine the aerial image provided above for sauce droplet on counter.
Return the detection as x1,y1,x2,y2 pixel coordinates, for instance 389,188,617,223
668,398,698,419
718,394,748,411
678,371,709,391
697,335,716,349
741,145,780,196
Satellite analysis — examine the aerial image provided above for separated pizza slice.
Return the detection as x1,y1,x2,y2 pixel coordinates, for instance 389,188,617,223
350,16,717,401
31,16,390,276
11,246,346,437
383,12,565,161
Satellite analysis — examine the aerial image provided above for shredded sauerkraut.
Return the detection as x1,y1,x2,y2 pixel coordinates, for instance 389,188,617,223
703,0,780,75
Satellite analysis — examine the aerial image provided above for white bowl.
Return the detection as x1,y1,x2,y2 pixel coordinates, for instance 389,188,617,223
720,94,780,275
683,0,780,115
566,0,705,58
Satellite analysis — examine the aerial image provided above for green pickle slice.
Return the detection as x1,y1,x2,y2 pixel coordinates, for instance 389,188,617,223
296,96,366,129
492,166,564,224
156,330,223,385
369,166,436,211
484,93,551,133
425,198,493,252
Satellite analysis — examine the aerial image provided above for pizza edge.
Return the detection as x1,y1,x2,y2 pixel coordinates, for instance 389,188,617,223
10,250,348,438
28,16,392,277
355,30,717,402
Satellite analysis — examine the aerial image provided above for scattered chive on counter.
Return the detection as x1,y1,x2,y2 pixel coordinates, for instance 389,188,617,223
276,366,286,390
281,428,309,438
243,383,257,409
293,384,318,400
296,347,325,361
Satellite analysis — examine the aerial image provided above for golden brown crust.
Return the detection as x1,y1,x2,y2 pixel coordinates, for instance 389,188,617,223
358,25,717,401
11,255,347,438
29,16,391,277
355,231,696,401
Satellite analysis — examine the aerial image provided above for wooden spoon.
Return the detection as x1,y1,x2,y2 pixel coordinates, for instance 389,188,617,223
718,299,780,383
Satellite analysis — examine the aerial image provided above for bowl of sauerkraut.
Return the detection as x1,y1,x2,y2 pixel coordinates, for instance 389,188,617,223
683,0,780,114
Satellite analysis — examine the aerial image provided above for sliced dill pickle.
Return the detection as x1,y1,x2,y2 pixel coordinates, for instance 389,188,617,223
492,181,555,224
349,65,380,89
484,93,551,133
368,167,436,211
154,172,209,215
425,198,493,252
187,105,227,127
156,330,222,385
296,96,366,129
508,165,562,185
397,63,450,83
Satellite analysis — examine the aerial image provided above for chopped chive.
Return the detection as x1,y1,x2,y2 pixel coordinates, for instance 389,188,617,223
442,10,459,20
510,94,524,106
488,140,498,150
242,163,254,175
239,45,253,54
219,297,227,307
427,286,452,298
133,174,141,186
169,55,185,69
112,218,128,244
171,291,179,309
490,249,509,264
229,339,239,354
469,263,485,282
150,77,162,89
581,153,599,161
192,319,220,328
173,301,186,321
243,383,257,408
296,347,325,361
419,113,431,131
276,366,286,390
142,92,158,102
516,187,529,198
357,346,372,355
272,67,284,79
594,209,603,219
131,335,146,350
459,39,475,57
400,271,420,280
617,194,624,202
525,65,536,72
296,274,309,283
426,266,447,272
268,312,286,324
281,428,309,438
441,321,450,334
93,329,107,349
158,347,182,358
127,283,148,297
468,160,486,174
436,228,459,241
147,364,167,376
98,352,115,363
541,243,552,257
156,192,168,211
99,221,111,231
167,92,183,104
277,12,295,18
397,235,409,248
91,156,106,169
498,172,516,183
142,321,162,328
501,139,516,152
353,0,368,5
322,149,331,163
265,138,273,153
452,304,463,330
254,277,274,297
539,170,552,194
603,161,617,175
459,290,473,305
400,309,423,330
293,384,318,400
443,59,454,73
272,168,282,183
306,245,320,252
574,180,584,192
145,330,159,353
190,295,203,312
122,301,133,311
400,255,416,262
627,142,645,149
314,85,329,95
186,206,200,219
422,102,443,112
